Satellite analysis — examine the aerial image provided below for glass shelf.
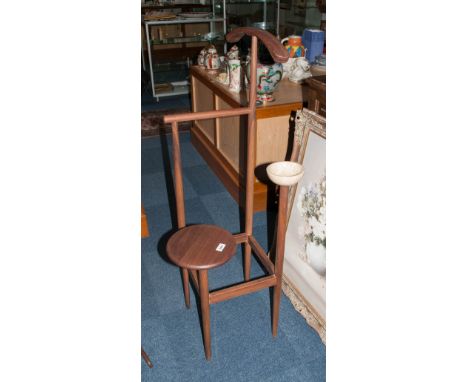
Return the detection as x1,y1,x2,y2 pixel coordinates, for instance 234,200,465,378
143,16,225,25
153,81,190,98
151,34,224,45
225,0,276,3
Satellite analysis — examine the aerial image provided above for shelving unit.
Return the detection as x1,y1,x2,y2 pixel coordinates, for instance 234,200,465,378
142,3,226,101
141,1,280,101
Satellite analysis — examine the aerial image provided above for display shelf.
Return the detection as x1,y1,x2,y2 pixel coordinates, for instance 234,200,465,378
225,0,276,3
154,81,190,98
143,16,225,25
151,34,224,45
141,3,211,9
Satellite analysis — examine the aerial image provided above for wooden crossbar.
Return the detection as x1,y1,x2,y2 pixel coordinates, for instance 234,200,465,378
208,274,277,305
164,107,251,124
248,235,275,275
233,233,249,244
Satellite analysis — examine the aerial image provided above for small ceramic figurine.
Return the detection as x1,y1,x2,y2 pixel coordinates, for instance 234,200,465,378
281,57,295,79
226,45,239,61
197,47,207,66
289,57,312,84
204,45,220,71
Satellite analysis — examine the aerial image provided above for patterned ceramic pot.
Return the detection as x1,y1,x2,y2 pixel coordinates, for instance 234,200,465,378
247,61,283,102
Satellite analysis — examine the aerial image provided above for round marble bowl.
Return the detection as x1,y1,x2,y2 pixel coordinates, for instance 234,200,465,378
266,161,304,186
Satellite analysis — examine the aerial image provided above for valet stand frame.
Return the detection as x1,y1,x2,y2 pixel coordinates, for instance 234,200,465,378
163,28,290,360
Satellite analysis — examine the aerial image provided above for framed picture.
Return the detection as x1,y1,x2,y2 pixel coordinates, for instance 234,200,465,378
282,108,326,342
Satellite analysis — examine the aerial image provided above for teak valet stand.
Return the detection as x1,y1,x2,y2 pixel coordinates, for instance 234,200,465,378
163,28,304,360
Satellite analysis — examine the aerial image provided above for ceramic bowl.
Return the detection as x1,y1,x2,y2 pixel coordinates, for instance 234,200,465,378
266,161,304,186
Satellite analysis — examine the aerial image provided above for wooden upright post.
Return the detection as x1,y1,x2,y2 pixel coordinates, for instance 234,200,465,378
243,36,258,281
171,121,186,229
272,185,288,336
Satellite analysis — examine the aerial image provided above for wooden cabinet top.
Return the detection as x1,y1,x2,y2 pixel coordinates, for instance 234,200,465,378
190,65,305,117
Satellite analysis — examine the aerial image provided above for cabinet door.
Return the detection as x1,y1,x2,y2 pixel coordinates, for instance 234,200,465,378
216,96,246,173
192,77,215,144
256,115,291,167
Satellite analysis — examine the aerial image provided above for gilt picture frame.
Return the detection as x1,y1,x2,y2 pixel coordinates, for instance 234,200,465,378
282,108,326,342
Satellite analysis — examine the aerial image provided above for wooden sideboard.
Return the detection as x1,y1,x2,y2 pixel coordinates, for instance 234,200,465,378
305,75,326,118
190,65,305,211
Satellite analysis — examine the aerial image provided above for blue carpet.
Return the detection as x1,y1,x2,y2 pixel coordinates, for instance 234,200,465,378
141,132,325,381
141,93,191,113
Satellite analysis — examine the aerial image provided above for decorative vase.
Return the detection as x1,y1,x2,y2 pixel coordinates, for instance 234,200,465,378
281,35,306,58
246,61,283,102
306,242,326,276
204,45,220,71
197,47,207,66
228,59,241,93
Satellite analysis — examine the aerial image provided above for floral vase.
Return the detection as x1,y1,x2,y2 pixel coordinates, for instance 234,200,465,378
246,61,283,102
306,242,326,276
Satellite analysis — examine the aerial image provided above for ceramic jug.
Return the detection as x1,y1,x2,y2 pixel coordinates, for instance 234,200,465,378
246,60,283,102
204,45,220,70
281,35,305,58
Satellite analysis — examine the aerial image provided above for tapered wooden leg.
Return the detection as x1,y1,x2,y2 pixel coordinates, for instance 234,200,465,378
243,244,251,281
198,269,211,360
182,268,190,308
272,280,282,337
272,185,288,337
141,347,153,368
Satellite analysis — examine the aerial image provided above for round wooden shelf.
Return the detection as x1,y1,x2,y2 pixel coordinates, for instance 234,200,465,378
166,224,237,270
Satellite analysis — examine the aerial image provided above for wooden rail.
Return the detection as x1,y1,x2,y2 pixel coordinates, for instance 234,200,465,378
164,107,251,124
209,275,277,304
